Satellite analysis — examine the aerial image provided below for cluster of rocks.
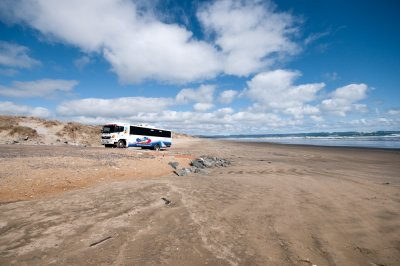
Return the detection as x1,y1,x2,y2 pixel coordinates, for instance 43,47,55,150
5,136,92,147
169,156,231,176
6,136,32,144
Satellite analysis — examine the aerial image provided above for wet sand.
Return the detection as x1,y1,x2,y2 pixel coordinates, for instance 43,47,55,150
0,139,399,265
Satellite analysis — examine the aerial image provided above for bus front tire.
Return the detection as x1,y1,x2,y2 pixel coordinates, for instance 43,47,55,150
117,140,126,148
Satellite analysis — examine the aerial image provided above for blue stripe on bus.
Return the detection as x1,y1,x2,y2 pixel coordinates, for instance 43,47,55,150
128,141,171,148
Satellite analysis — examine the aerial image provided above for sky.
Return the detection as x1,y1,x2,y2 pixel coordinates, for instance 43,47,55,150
0,0,399,135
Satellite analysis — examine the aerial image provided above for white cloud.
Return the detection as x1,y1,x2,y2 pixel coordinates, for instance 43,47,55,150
245,69,325,117
0,41,40,69
349,117,399,128
0,68,18,76
57,97,175,117
197,0,299,76
310,115,324,122
52,86,386,135
215,107,234,115
284,105,320,118
53,89,310,134
331,83,367,101
320,83,368,116
103,23,222,83
0,79,79,98
231,111,303,128
353,103,368,113
324,71,339,81
304,30,330,45
74,55,91,70
176,84,216,111
388,108,400,115
61,107,303,135
176,84,215,104
0,101,50,117
218,90,238,104
0,0,301,83
194,102,214,112
1,0,222,83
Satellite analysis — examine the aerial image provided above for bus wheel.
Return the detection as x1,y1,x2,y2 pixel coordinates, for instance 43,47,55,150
153,144,160,151
117,140,126,148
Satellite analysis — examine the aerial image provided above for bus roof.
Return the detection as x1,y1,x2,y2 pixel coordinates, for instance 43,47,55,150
103,123,171,132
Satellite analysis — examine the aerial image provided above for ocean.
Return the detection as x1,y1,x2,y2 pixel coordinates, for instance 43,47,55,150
202,131,400,149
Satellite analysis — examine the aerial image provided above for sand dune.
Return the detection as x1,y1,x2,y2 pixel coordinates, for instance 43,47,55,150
0,115,193,147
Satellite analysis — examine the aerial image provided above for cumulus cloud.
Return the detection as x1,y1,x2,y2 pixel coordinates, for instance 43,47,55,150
320,83,368,116
0,41,40,69
60,107,303,135
197,0,299,76
245,69,325,118
0,0,301,83
176,84,215,104
0,79,78,98
0,0,222,83
0,101,50,117
53,80,376,134
57,97,175,117
331,83,367,101
218,90,238,104
53,86,311,134
176,84,216,111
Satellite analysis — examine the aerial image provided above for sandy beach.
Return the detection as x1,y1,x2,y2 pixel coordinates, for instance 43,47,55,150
0,139,399,265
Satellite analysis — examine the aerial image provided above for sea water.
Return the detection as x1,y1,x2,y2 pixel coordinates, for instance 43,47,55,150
204,131,400,149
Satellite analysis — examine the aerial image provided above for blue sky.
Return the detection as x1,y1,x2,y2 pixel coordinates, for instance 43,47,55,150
0,0,399,135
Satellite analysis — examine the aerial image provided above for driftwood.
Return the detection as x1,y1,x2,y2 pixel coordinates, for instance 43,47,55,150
90,236,113,247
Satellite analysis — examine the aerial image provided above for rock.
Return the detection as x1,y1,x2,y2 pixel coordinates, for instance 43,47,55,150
219,158,231,167
197,156,231,168
24,136,29,141
174,168,192,176
194,168,209,175
12,140,19,144
168,162,179,169
161,197,171,205
176,156,230,176
202,158,214,168
184,168,193,174
191,159,205,169
64,140,68,144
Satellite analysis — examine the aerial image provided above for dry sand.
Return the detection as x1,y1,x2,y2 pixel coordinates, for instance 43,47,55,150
0,139,399,266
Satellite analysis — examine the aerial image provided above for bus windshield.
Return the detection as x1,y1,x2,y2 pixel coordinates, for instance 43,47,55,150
102,125,123,133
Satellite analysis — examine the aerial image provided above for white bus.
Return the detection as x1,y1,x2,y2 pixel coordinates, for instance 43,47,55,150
101,123,172,150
